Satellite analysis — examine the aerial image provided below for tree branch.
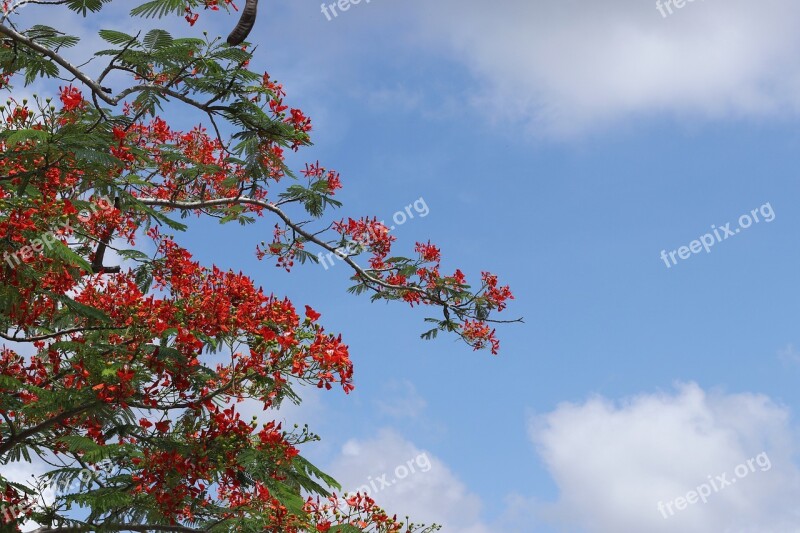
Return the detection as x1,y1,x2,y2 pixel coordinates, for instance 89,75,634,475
135,196,523,326
136,196,415,294
0,23,115,103
0,23,217,111
0,402,96,457
0,326,123,343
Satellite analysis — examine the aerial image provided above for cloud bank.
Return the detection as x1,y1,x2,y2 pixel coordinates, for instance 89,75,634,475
530,383,800,532
417,0,800,136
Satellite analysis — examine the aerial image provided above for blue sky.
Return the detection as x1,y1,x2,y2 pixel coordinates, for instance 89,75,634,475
7,0,800,531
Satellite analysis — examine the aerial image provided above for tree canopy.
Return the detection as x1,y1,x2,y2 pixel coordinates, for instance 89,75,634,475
0,1,515,531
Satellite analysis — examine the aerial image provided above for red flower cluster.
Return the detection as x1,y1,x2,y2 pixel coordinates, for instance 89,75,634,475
184,9,199,26
306,492,411,532
183,0,235,26
301,161,342,194
59,85,84,112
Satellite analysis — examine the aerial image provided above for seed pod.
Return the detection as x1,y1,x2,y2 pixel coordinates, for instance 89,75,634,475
227,0,258,46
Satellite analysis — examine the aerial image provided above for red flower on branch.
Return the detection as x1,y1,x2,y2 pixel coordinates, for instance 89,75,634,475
59,85,84,112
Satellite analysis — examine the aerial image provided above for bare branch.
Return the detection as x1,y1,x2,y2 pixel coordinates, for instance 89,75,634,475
0,326,124,343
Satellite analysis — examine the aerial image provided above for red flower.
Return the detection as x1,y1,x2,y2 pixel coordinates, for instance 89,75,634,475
326,170,342,193
117,367,135,383
112,126,127,141
154,420,171,433
59,85,84,112
304,305,321,322
415,241,440,263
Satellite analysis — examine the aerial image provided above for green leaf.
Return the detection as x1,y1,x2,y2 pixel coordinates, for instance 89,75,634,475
133,264,154,294
56,435,102,454
420,328,439,341
330,526,364,533
3,481,36,496
4,128,49,147
64,0,111,15
346,284,369,296
46,239,93,273
0,373,21,387
132,87,163,116
116,249,150,261
98,29,138,46
73,148,122,167
142,29,173,52
261,478,306,516
292,455,340,494
130,0,185,19
22,53,60,84
26,26,80,49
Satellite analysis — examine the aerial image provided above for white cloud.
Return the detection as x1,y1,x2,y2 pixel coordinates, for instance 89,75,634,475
416,0,800,136
1,460,45,487
778,344,800,366
326,429,492,532
528,383,800,532
362,85,423,113
376,380,427,419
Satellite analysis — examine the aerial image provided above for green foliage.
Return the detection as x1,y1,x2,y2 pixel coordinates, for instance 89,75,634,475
130,0,189,19
64,0,112,16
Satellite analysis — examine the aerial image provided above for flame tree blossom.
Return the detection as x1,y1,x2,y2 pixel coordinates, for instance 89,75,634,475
0,1,516,530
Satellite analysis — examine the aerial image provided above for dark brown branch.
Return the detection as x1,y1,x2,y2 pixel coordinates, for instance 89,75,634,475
0,402,96,457
226,0,258,46
0,326,123,343
90,197,120,274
